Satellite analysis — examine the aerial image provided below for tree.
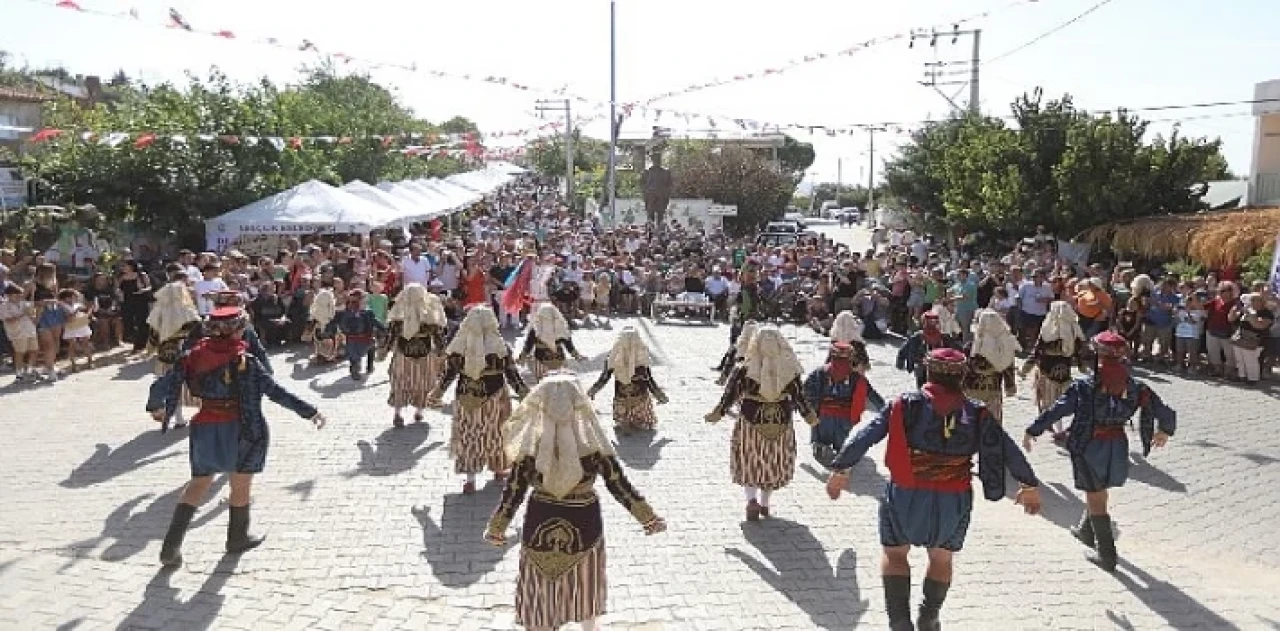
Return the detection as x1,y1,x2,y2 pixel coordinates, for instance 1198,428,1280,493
668,143,796,234
882,90,1232,238
777,135,816,175
21,68,475,243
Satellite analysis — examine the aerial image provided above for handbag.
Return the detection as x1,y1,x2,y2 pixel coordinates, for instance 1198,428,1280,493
1231,327,1260,350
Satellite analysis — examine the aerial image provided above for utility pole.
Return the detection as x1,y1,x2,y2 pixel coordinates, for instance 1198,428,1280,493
836,157,843,206
606,0,618,225
866,126,885,216
536,99,574,208
912,26,982,113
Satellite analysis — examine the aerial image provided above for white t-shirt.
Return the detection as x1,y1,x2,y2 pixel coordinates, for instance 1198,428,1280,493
1018,282,1054,317
185,265,204,283
704,276,729,296
910,240,928,262
401,256,433,286
193,278,229,315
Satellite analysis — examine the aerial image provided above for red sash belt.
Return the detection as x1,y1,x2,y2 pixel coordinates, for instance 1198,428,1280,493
346,334,374,343
192,398,240,424
1092,426,1127,440
819,402,851,418
895,451,973,491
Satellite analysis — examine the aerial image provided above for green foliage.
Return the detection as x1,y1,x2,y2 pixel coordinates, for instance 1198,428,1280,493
20,67,475,243
1241,244,1274,287
1163,258,1203,280
667,144,796,234
776,136,815,175
810,182,890,209
883,89,1231,237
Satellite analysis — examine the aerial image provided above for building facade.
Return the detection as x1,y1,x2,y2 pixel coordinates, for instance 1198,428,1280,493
1250,79,1280,205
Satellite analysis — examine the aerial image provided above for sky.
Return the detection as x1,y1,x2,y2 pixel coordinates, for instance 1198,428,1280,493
4,0,1278,187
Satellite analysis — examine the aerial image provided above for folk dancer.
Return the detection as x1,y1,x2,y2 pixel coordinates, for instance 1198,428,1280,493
729,263,762,346
308,287,341,364
148,281,203,428
485,373,666,631
197,292,270,372
1020,300,1088,441
384,283,448,428
429,306,529,495
148,297,326,567
324,288,387,381
518,303,586,383
705,326,818,521
1024,331,1176,572
829,310,871,374
587,326,669,434
714,320,759,386
896,311,959,388
963,309,1020,423
806,341,886,468
826,349,1042,631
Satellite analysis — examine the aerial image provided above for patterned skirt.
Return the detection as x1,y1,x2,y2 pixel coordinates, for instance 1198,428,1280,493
155,361,200,408
613,393,657,430
451,394,511,474
517,537,606,628
968,389,1003,423
1033,372,1071,413
531,358,565,383
730,419,797,491
388,353,442,409
314,334,343,363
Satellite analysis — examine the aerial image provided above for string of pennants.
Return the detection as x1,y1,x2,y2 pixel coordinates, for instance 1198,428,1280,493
33,0,1044,115
8,125,528,160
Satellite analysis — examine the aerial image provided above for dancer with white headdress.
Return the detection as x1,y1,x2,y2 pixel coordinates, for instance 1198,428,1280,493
518,303,586,383
705,326,818,521
383,283,448,428
148,281,203,428
963,309,1020,423
308,287,341,364
429,306,528,495
587,326,668,434
485,372,666,631
1020,300,1088,441
715,319,759,386
828,310,871,374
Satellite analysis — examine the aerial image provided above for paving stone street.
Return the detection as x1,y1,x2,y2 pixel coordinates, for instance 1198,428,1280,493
2,223,1279,630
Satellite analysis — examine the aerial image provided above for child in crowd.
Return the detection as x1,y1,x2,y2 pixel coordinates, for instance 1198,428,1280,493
1173,292,1207,373
59,288,94,371
1118,296,1143,356
0,284,39,383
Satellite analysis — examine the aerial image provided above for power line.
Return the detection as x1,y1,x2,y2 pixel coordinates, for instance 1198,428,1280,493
987,0,1116,65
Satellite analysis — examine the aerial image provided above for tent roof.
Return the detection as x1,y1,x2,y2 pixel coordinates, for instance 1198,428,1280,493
341,180,435,222
486,160,527,175
376,182,454,220
206,180,407,234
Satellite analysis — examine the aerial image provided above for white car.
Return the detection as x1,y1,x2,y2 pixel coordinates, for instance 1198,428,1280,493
782,212,807,229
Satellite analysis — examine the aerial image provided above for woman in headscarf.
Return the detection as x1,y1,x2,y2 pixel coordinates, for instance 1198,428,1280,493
148,281,203,428
715,320,759,386
518,303,586,383
587,327,668,434
384,283,448,428
963,309,1020,423
485,372,666,631
1021,300,1087,441
429,306,529,494
896,309,960,388
307,286,341,364
705,326,818,521
829,310,870,374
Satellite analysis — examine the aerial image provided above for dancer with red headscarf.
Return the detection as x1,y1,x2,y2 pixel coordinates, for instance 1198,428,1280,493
1023,331,1176,572
827,348,1042,631
804,341,885,468
896,310,961,388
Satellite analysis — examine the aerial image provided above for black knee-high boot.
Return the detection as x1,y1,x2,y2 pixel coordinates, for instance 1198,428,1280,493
917,578,950,631
1086,514,1117,572
226,505,265,554
159,503,197,567
1070,510,1095,548
883,574,914,630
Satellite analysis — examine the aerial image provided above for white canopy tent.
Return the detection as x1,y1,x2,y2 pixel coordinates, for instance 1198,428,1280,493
415,178,483,209
375,181,455,220
445,168,515,194
341,180,438,222
485,161,527,175
205,180,409,252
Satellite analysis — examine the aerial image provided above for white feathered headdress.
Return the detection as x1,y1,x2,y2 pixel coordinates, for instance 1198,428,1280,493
503,372,615,498
745,326,804,400
608,327,650,385
446,306,509,379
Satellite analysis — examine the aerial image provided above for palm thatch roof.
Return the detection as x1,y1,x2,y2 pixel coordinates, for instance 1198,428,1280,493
1079,207,1280,267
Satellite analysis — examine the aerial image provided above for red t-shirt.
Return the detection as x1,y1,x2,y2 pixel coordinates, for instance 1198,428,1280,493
1205,297,1233,336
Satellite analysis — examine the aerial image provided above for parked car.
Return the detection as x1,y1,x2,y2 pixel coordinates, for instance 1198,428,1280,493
756,232,800,248
782,212,807,229
765,221,802,234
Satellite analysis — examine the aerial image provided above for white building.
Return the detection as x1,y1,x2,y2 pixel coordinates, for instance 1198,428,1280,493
1249,79,1280,205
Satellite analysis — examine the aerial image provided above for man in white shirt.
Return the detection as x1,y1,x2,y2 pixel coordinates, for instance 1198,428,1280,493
910,238,928,265
1016,268,1054,346
400,243,432,287
704,266,730,316
193,263,230,316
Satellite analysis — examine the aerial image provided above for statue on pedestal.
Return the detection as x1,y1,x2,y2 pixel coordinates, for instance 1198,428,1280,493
639,149,673,232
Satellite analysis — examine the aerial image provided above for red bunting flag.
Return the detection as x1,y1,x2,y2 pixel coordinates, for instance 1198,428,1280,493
54,0,82,10
214,30,236,39
168,8,192,31
133,133,157,149
218,135,240,145
337,136,353,145
288,136,303,150
380,136,394,148
31,128,65,142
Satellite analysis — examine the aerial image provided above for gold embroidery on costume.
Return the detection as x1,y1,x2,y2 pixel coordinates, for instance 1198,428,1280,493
526,518,588,579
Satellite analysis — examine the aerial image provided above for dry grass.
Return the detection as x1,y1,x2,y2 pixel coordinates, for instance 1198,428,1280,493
1081,207,1280,266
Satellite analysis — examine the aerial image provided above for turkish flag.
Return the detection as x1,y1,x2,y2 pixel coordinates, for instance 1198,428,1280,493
133,133,157,149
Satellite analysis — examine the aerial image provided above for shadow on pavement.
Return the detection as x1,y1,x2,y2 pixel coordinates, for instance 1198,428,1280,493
800,459,887,497
412,493,509,588
725,519,867,630
116,556,241,630
613,434,671,471
344,424,440,478
110,359,155,382
1114,559,1236,630
60,479,228,571
1126,453,1187,493
60,431,187,489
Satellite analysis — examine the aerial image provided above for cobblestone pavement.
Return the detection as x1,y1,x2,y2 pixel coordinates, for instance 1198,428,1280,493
2,223,1279,630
